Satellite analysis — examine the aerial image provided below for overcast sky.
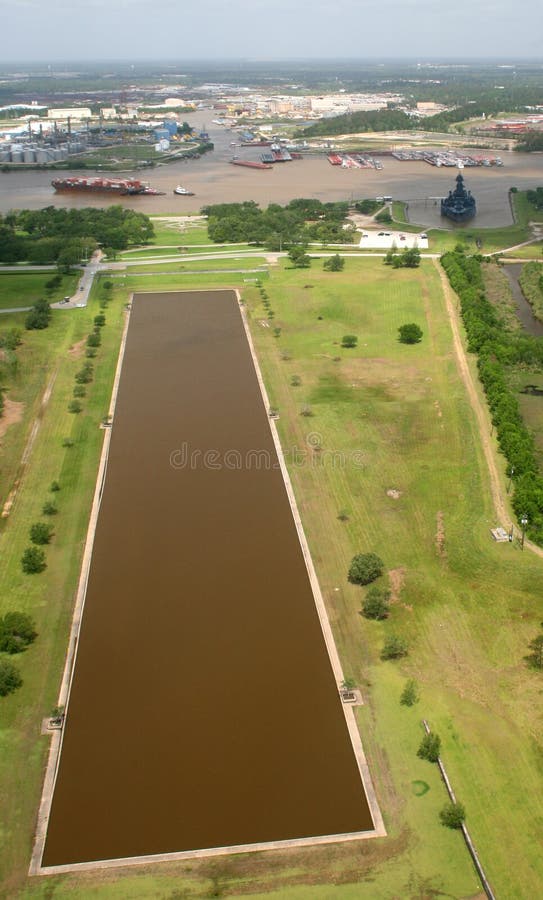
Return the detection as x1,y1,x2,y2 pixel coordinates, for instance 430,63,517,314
2,0,543,62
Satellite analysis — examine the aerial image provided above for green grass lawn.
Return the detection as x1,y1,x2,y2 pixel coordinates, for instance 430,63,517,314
0,273,78,310
245,258,543,899
4,259,543,898
117,257,268,275
148,216,208,246
119,242,254,259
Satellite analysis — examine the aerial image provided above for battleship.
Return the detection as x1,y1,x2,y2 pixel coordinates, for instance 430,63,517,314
441,172,476,223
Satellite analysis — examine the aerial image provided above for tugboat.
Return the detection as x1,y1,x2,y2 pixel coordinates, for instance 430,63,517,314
173,185,195,196
441,172,476,223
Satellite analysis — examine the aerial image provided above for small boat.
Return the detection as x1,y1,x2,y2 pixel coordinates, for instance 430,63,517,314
173,185,195,196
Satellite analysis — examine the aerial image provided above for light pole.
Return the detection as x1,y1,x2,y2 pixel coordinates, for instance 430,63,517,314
507,465,515,494
521,514,528,550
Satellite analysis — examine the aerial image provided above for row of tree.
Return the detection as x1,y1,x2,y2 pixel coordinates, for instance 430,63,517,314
0,206,154,264
441,249,543,543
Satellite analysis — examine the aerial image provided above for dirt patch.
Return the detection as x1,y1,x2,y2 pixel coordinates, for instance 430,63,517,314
434,399,443,418
68,338,87,358
388,567,405,605
0,397,24,445
436,510,446,558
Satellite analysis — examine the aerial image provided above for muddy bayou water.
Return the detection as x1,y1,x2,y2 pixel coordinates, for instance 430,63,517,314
42,290,373,867
1,112,543,224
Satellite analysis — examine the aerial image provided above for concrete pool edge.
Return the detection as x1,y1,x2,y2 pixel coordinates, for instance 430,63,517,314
35,828,384,876
30,288,385,877
29,300,133,877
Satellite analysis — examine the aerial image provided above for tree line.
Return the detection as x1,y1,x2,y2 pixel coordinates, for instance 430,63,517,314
441,249,543,544
202,199,355,248
0,206,154,265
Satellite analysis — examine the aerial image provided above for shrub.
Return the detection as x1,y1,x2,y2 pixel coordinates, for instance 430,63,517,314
85,348,97,358
439,802,466,829
399,323,423,344
42,501,58,516
362,586,390,620
68,400,82,414
273,327,282,338
21,547,47,574
62,437,74,447
300,404,314,417
50,480,61,492
348,552,384,586
86,332,101,348
29,522,54,545
25,298,51,331
290,375,302,387
400,679,419,706
0,612,37,653
94,314,106,327
0,659,23,697
73,385,86,398
324,254,345,272
417,731,441,762
341,334,358,348
381,634,409,660
75,364,93,384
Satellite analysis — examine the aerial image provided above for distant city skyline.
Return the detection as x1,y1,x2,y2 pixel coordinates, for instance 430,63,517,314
3,0,543,63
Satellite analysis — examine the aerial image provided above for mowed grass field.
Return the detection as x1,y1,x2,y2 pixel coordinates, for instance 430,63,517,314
245,258,543,898
3,259,543,898
0,273,78,310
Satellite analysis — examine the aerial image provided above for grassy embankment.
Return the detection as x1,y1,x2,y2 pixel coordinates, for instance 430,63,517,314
4,259,543,898
0,276,127,896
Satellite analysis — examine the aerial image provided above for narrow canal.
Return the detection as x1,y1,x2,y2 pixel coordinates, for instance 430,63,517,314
42,290,373,867
502,263,543,337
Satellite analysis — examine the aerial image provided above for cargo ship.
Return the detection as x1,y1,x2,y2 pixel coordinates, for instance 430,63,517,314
441,172,476,223
229,160,273,170
51,177,165,196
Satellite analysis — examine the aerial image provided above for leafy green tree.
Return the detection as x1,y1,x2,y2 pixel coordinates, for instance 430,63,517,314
288,246,311,268
402,247,421,268
526,632,543,670
400,679,419,706
42,501,58,516
68,400,82,414
375,210,393,224
417,732,441,762
348,552,384,585
0,659,23,696
29,522,54,545
381,634,409,660
21,547,47,574
399,323,423,344
341,334,358,348
25,298,51,331
0,612,37,653
362,586,390,620
439,802,466,829
323,254,345,272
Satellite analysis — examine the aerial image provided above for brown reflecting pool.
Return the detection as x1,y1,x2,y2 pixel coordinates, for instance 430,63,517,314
42,290,373,866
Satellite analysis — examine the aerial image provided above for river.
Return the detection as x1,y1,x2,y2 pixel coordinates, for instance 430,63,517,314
2,112,543,226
